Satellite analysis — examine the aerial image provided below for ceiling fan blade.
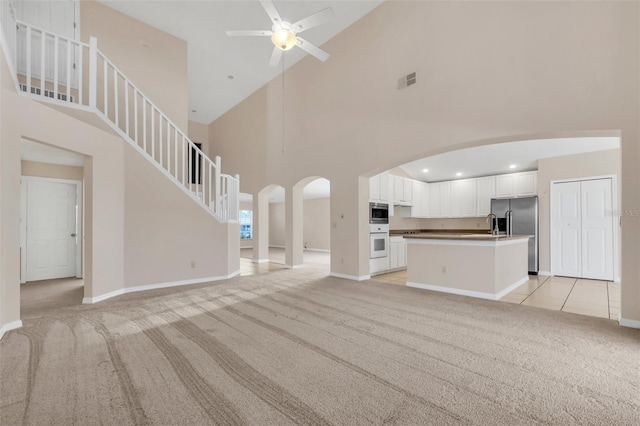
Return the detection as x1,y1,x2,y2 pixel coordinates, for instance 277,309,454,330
260,0,283,25
296,37,330,62
269,47,283,67
292,8,335,33
225,30,272,37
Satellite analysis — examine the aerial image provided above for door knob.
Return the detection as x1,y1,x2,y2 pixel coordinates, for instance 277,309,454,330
70,233,77,237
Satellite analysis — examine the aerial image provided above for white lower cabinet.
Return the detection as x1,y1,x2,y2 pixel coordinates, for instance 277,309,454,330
389,236,407,270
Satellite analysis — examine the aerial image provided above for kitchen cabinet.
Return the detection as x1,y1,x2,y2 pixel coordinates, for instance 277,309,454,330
496,171,537,198
451,179,477,217
429,181,451,218
389,236,407,270
400,180,428,218
369,171,390,202
476,176,496,216
393,176,413,205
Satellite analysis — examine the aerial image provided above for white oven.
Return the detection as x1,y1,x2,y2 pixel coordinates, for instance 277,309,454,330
370,224,389,259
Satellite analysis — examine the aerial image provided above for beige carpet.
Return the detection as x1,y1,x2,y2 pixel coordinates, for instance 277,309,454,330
1,269,639,425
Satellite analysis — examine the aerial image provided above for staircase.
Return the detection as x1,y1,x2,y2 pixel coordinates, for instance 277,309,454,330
0,4,239,223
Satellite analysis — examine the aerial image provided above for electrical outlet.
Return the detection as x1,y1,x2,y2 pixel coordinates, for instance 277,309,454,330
190,261,196,269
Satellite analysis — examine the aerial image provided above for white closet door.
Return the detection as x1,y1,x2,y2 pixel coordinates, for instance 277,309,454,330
26,180,78,281
552,181,581,277
581,179,614,280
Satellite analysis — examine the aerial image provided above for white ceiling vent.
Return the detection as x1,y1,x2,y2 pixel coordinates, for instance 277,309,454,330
398,72,416,89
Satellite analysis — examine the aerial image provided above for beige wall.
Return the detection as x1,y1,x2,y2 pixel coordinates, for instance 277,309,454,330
538,149,621,275
268,197,331,251
123,143,237,287
209,2,640,321
21,161,83,181
188,120,210,156
269,202,285,247
80,0,189,130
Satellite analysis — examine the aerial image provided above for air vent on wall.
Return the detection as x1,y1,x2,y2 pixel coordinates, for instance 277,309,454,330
397,71,417,89
19,84,74,103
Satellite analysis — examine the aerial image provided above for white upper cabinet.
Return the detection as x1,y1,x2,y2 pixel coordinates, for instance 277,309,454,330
420,182,430,218
429,181,451,218
392,175,413,205
515,171,537,196
476,176,496,216
496,171,537,198
451,179,477,217
369,171,390,202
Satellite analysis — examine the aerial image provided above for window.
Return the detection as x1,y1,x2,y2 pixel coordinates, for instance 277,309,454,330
239,210,252,240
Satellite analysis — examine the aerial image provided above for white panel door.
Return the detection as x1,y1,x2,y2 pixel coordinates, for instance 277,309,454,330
581,179,614,280
26,180,77,281
552,181,581,277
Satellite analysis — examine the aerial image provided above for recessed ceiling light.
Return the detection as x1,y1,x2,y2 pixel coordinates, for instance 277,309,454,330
509,164,517,169
227,75,234,80
422,168,429,173
456,172,462,177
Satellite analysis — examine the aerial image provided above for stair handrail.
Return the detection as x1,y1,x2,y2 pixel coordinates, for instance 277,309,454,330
4,18,239,222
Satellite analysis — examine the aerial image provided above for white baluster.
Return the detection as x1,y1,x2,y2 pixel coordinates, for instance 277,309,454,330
174,128,178,178
215,156,221,217
167,120,171,176
151,107,155,160
181,136,186,186
39,31,44,95
133,89,138,144
159,114,163,167
25,26,31,94
89,38,97,108
113,69,118,128
142,100,147,152
78,43,83,105
53,35,59,98
103,57,107,114
125,82,129,136
66,38,71,101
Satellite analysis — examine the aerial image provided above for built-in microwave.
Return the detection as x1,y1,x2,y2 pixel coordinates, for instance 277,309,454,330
370,202,389,224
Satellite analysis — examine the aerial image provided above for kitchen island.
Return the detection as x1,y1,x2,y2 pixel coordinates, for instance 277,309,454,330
403,233,532,300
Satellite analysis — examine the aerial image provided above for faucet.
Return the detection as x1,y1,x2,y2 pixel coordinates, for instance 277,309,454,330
486,213,497,235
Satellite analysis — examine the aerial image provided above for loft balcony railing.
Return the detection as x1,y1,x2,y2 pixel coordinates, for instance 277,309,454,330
0,6,238,222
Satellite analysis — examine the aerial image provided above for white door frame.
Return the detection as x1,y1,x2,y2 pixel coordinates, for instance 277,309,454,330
550,174,619,282
20,176,83,283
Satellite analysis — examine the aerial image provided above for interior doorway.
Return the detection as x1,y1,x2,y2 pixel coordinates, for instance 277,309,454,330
551,176,617,280
21,176,82,282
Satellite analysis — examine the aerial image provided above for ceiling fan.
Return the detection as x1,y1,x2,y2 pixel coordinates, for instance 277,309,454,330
226,0,335,67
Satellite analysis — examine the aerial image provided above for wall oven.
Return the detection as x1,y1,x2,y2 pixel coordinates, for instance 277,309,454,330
370,202,389,224
370,224,389,259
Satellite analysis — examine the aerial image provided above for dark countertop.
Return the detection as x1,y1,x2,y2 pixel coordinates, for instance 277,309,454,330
390,229,489,235
403,233,533,241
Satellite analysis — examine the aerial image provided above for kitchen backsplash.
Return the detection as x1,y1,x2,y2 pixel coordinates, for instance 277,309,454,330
389,208,490,230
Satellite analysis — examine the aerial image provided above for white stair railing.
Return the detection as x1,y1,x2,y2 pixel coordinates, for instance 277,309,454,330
3,17,239,222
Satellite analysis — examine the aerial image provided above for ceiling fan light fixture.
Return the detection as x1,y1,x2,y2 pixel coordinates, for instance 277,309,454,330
271,28,297,51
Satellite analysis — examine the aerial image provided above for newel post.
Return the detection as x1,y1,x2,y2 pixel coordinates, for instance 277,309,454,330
88,36,97,108
215,156,221,216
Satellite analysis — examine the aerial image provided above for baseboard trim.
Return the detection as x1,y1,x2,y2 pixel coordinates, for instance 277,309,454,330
83,271,241,304
82,288,126,304
304,248,330,253
269,245,285,249
0,320,24,341
252,259,270,264
538,270,551,276
618,316,640,329
406,275,529,301
615,276,621,283
285,264,304,269
330,272,371,281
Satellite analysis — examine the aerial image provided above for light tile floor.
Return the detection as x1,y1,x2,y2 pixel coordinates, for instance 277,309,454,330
373,270,620,321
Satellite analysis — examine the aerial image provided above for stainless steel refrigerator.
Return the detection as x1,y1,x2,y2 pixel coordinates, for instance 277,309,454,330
491,196,539,274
